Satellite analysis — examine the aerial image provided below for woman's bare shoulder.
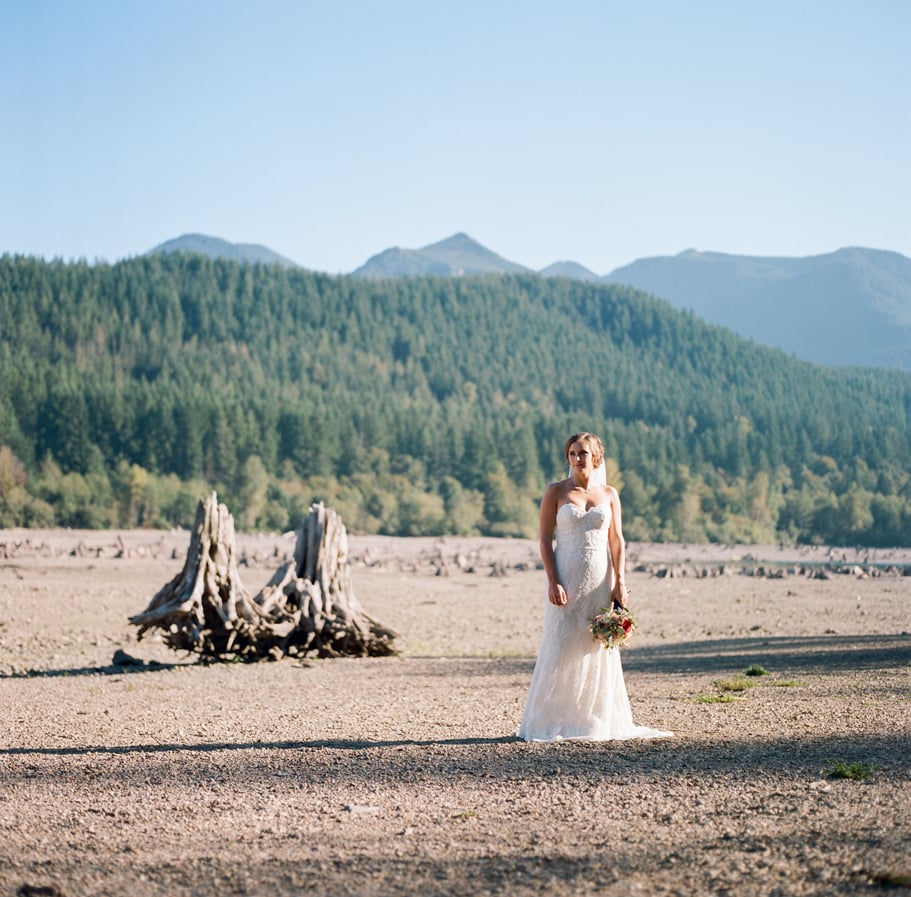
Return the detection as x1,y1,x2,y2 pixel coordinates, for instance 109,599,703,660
547,478,572,493
542,479,569,506
597,483,621,509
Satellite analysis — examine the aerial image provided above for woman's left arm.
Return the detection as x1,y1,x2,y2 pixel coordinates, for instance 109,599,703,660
607,486,628,608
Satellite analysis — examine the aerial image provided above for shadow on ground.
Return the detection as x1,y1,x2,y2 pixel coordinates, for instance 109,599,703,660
622,632,911,675
3,633,909,682
2,727,908,789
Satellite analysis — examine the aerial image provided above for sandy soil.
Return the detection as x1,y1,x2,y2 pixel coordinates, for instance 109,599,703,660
1,528,909,897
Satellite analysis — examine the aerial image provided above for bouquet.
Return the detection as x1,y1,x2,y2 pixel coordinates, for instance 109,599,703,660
590,604,637,650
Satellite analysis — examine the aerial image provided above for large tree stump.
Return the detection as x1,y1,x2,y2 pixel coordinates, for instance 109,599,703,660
130,495,397,660
130,492,263,657
256,502,398,658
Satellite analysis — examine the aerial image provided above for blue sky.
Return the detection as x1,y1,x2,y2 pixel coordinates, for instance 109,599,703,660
3,0,909,274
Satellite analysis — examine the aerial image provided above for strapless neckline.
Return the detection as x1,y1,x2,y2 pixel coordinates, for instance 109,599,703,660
558,502,610,517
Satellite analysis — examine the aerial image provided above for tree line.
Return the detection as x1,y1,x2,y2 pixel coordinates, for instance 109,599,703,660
1,252,910,545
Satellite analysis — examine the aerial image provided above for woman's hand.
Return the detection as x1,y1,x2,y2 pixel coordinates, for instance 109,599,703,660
612,580,629,610
548,581,568,606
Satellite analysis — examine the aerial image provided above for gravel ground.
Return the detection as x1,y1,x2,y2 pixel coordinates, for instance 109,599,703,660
0,529,909,897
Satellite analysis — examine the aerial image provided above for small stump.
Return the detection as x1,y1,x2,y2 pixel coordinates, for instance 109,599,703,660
257,501,398,658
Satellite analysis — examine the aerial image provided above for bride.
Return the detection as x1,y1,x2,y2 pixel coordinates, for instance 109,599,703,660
518,432,672,742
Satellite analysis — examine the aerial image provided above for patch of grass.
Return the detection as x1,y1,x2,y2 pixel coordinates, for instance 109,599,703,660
714,676,759,693
744,664,770,677
825,760,879,781
690,693,741,704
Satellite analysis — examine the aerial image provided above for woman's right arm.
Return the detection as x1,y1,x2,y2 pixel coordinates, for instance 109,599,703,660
539,483,567,606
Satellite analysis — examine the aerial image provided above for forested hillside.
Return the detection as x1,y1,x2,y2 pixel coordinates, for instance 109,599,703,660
2,253,910,545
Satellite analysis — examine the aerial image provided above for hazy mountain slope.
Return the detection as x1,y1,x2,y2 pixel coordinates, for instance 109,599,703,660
352,232,530,277
604,247,911,370
147,233,302,268
540,260,600,281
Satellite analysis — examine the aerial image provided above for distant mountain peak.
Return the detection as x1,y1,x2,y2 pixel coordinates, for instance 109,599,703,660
353,232,529,278
540,260,600,281
430,231,480,249
146,233,302,268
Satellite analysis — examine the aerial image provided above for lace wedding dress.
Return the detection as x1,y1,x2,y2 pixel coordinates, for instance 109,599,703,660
518,502,673,742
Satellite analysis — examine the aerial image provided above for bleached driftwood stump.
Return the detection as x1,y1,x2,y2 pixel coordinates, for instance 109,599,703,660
256,501,397,658
130,494,397,660
129,492,263,657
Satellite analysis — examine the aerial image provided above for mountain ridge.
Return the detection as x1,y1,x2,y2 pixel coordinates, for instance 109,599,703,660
143,232,911,370
146,233,302,268
351,232,530,278
604,246,911,369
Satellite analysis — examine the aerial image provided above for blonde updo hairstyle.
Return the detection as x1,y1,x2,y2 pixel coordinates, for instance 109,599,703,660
564,432,605,469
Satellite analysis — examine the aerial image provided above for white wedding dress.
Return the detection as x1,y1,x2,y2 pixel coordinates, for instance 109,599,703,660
518,502,673,742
